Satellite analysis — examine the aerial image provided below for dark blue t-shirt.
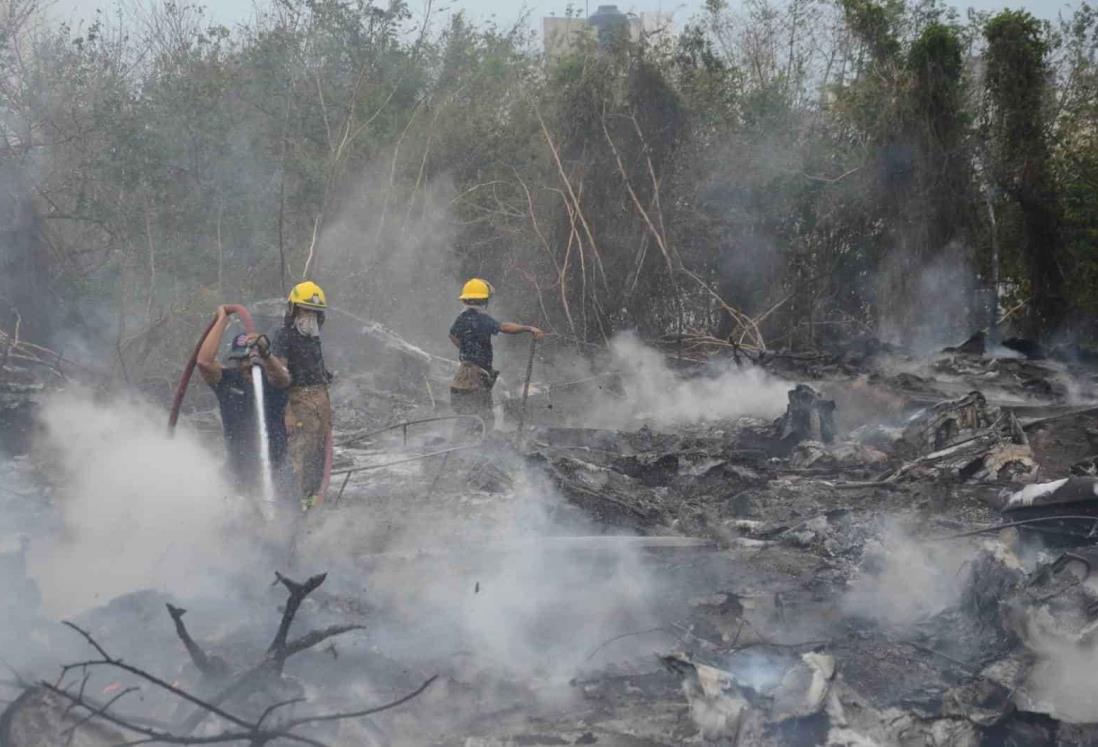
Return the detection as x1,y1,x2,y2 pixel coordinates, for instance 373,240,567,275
211,368,288,483
272,326,329,387
450,308,502,370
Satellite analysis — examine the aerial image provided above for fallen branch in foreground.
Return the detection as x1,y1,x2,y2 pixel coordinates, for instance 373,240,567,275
4,572,435,747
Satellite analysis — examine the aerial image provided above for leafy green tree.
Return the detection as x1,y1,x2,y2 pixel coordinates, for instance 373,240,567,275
1,0,1096,385
984,10,1068,338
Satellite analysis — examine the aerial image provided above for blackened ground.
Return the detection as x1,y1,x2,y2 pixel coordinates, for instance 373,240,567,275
6,345,1098,745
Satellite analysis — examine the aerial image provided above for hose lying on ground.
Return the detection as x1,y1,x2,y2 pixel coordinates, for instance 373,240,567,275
932,515,1098,540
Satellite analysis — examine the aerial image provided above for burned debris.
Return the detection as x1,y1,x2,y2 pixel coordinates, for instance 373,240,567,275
889,391,1037,484
1,572,433,747
3,0,1098,740
777,384,836,451
7,328,1098,746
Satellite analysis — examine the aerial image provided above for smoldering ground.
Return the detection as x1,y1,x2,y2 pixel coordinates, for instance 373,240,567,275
0,150,742,737
26,389,270,617
520,332,792,431
597,334,790,429
292,449,666,695
0,388,674,737
0,389,297,693
842,522,978,629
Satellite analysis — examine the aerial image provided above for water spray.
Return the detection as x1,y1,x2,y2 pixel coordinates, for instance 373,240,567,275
169,305,330,517
250,361,277,518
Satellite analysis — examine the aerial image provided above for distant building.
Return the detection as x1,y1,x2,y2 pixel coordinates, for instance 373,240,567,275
588,4,633,47
543,5,676,61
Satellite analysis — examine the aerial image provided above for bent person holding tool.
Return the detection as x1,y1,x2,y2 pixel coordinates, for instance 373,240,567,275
272,281,333,511
196,305,290,489
449,278,543,429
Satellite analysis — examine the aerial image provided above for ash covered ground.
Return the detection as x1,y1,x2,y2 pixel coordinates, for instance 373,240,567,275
5,327,1098,746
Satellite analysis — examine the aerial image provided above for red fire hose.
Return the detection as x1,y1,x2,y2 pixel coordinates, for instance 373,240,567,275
168,305,254,432
168,305,333,504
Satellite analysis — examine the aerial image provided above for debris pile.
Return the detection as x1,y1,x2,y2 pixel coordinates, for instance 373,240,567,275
0,573,433,747
7,336,1098,745
891,391,1038,483
777,384,836,450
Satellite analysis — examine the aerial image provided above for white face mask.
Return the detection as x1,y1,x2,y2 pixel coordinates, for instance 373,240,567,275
294,311,320,338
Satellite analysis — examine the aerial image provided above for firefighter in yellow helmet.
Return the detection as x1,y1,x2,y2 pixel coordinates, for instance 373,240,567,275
271,281,332,509
449,279,543,429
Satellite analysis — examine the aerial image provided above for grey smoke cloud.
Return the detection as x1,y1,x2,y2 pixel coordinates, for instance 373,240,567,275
590,333,790,429
26,389,266,616
843,523,975,628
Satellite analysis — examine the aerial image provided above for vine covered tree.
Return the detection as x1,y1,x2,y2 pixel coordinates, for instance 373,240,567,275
0,0,1094,385
983,10,1068,339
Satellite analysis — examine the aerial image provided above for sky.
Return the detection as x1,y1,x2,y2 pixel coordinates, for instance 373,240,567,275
51,0,1066,30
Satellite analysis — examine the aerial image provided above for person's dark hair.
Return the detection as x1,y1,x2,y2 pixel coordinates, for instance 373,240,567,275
463,298,488,307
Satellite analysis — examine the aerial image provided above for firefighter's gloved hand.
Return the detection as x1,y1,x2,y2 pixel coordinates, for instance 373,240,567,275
300,494,317,512
253,334,271,359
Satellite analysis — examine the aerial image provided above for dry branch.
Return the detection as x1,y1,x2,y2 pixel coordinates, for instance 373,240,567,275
601,113,676,276
180,571,354,734
535,106,609,289
269,572,327,665
679,267,767,351
285,675,439,728
166,604,229,679
58,622,254,731
35,576,433,747
285,625,366,658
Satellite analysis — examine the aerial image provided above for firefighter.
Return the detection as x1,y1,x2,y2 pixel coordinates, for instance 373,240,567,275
448,278,543,428
271,281,332,510
195,305,290,488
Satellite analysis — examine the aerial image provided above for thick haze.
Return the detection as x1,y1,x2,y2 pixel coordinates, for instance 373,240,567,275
52,0,1064,29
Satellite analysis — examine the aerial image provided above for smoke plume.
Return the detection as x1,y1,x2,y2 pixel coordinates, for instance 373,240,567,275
26,390,264,616
590,333,790,429
843,524,972,628
295,455,662,696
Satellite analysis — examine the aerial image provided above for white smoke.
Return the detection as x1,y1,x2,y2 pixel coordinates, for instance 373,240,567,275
878,246,975,355
1012,567,1098,723
294,460,662,693
843,524,973,628
590,333,790,429
26,390,265,616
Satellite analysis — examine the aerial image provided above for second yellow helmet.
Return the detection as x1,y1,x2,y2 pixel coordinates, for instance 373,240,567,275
459,278,493,301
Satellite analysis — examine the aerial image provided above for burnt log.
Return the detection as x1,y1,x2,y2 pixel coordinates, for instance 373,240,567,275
776,384,836,454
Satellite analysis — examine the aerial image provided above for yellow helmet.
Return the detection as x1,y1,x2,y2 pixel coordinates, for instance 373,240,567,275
460,278,493,301
289,281,328,310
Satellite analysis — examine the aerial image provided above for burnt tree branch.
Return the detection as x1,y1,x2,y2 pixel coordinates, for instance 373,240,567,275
166,604,228,679
286,674,439,728
39,574,421,746
59,622,254,730
41,682,329,747
255,697,306,728
180,572,358,734
285,625,366,657
61,685,138,740
269,572,327,666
